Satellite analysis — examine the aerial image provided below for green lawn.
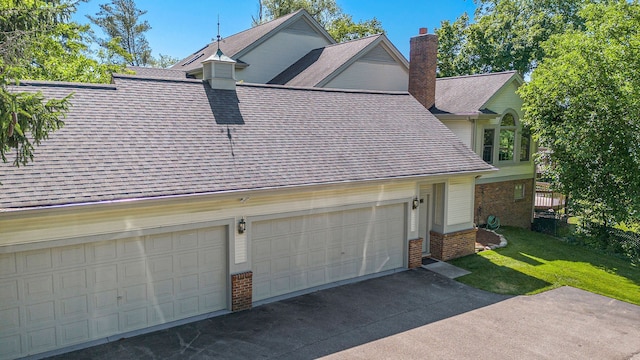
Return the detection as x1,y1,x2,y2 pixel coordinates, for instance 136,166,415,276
449,227,640,305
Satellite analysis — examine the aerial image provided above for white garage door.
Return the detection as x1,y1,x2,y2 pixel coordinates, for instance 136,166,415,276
252,203,405,302
0,226,227,359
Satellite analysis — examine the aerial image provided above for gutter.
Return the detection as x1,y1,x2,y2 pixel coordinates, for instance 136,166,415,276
0,167,497,217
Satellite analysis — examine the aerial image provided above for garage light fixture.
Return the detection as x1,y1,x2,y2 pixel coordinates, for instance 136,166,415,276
412,198,419,210
238,218,246,234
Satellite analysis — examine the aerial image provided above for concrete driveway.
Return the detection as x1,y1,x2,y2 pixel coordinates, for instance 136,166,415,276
48,268,640,360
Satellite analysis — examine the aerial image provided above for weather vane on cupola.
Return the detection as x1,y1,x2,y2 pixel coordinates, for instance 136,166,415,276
216,15,223,55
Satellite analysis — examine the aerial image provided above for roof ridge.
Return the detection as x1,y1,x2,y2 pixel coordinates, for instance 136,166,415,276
437,70,517,81
323,33,382,48
238,82,408,95
113,74,202,84
15,80,116,90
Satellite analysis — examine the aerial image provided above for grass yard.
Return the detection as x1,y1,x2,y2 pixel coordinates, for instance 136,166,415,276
449,227,640,305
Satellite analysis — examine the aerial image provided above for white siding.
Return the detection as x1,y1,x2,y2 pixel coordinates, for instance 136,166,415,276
236,31,331,84
324,61,408,91
484,81,524,118
442,120,473,148
447,178,474,226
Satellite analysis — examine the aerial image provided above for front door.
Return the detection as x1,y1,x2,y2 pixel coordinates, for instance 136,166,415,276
419,187,432,254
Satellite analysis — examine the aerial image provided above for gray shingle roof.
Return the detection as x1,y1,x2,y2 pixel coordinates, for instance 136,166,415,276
127,66,188,79
171,10,330,73
268,34,381,87
1,75,494,210
433,71,519,114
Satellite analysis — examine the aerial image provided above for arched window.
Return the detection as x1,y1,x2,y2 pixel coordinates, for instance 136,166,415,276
481,111,530,164
498,113,516,161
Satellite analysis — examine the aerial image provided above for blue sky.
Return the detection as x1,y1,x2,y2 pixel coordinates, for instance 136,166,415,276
72,0,477,61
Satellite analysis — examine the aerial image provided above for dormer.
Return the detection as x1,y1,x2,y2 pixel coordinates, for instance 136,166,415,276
202,48,237,90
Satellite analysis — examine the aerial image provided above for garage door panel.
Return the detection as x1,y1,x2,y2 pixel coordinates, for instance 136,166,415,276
0,307,20,334
175,252,199,274
94,313,118,337
177,274,199,294
144,233,173,254
55,245,87,268
119,238,146,259
59,319,90,346
27,327,57,353
90,241,118,262
148,255,174,279
308,268,326,286
0,280,19,307
93,289,118,312
58,269,88,296
60,295,89,319
253,204,405,302
122,307,147,331
150,302,174,325
290,235,308,253
291,272,307,290
174,230,199,250
24,274,54,302
271,237,290,256
203,290,226,310
252,260,271,279
92,264,117,290
120,259,147,284
291,253,308,270
252,239,271,261
308,249,326,267
0,334,21,359
271,275,291,296
0,253,18,275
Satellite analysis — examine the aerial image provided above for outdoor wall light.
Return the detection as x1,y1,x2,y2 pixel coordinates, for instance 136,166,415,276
238,218,246,234
412,198,420,210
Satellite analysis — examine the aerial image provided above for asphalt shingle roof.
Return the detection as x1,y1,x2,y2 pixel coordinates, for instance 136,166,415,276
433,71,518,114
127,66,188,79
1,75,493,210
171,10,308,73
268,34,381,87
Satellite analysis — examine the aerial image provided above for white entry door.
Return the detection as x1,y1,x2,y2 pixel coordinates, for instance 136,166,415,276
251,203,405,302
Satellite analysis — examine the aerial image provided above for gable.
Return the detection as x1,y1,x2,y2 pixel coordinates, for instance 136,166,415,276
360,44,397,63
282,17,319,35
482,80,524,117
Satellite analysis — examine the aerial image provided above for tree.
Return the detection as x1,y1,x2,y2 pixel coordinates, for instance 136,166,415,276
252,0,385,42
326,14,384,42
435,0,594,77
88,0,152,66
519,0,640,227
150,53,180,69
1,0,125,167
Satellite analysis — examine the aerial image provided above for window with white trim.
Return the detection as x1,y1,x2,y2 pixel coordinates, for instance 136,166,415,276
481,111,531,165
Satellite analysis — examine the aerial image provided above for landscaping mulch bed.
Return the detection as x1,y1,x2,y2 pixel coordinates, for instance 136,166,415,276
476,228,501,248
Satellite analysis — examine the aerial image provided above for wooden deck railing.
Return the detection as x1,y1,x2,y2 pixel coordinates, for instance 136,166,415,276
535,182,567,211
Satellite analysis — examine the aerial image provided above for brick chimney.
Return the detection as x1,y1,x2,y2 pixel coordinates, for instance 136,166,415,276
408,28,438,109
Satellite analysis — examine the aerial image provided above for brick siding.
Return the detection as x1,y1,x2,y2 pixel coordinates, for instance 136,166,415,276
408,238,424,269
231,271,253,311
475,178,535,229
430,229,476,261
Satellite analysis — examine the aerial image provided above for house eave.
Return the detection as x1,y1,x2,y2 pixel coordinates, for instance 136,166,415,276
0,168,496,217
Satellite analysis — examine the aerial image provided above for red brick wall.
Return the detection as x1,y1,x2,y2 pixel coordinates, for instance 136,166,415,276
408,31,438,109
231,271,252,311
430,229,476,261
408,238,423,269
475,178,534,229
